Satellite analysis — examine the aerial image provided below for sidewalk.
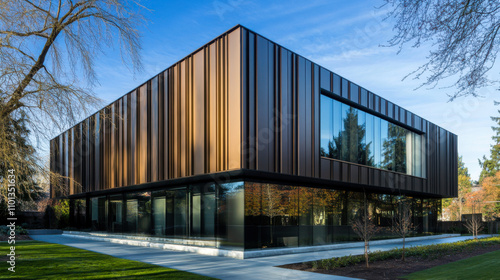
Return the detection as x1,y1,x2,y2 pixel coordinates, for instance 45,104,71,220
30,234,492,280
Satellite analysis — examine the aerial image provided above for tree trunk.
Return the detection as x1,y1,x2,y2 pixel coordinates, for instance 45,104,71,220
402,234,406,261
365,240,369,268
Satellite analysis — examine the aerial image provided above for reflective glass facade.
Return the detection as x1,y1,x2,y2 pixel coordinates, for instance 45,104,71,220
72,181,440,250
320,94,426,177
79,182,244,249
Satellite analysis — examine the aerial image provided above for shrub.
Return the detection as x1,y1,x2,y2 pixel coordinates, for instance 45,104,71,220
309,236,500,270
0,225,28,235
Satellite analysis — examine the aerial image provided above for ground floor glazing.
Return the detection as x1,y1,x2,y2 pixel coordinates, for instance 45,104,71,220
70,181,441,250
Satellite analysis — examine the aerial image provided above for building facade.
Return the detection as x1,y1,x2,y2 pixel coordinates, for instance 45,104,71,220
50,25,457,251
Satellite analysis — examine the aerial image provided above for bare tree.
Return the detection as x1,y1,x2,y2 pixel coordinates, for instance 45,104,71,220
465,200,484,239
392,199,416,261
0,0,145,199
262,184,285,245
464,215,484,240
352,192,381,268
382,0,500,100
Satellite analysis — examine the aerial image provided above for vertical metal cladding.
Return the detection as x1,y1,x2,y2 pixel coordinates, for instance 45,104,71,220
240,27,457,198
50,27,242,196
50,25,457,199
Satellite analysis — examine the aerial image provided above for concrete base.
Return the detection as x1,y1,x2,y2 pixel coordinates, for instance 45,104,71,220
62,231,460,259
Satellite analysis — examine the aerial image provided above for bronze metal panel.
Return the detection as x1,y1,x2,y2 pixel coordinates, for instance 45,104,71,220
151,77,159,182
333,160,341,181
193,50,205,175
117,99,123,187
279,49,291,174
350,165,359,184
268,41,275,173
297,56,306,176
350,83,359,103
360,166,368,185
241,29,249,170
138,85,148,184
333,74,341,96
304,60,312,176
341,162,349,182
313,64,320,178
180,61,187,177
320,67,330,92
159,72,166,180
256,35,269,172
341,78,348,99
129,91,137,185
228,28,242,170
208,43,218,173
172,65,180,178
320,158,330,179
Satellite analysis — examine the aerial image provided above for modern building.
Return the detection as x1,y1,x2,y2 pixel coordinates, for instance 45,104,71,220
50,25,457,254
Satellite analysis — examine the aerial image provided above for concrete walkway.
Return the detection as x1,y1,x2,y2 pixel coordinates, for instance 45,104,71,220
30,234,493,280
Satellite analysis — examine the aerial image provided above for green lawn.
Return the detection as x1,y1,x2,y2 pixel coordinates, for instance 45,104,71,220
403,249,500,280
1,240,216,279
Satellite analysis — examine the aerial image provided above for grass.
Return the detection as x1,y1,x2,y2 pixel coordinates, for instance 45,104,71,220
403,250,500,280
0,241,216,279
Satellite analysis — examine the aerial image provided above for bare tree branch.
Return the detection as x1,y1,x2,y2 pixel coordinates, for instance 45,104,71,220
382,0,500,100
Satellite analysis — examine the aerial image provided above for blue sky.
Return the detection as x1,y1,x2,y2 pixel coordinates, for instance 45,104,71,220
86,0,497,181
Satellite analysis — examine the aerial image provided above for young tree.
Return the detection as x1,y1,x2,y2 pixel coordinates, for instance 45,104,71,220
261,184,285,245
0,0,145,198
464,199,484,240
392,199,416,261
351,191,380,268
383,0,500,99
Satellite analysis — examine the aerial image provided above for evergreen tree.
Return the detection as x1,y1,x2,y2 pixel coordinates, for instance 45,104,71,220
442,156,472,220
479,101,500,182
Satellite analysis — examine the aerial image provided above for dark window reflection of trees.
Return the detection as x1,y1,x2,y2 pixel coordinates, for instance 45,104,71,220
320,107,374,166
382,124,407,173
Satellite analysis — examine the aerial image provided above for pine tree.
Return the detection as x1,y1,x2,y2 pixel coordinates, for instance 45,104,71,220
479,101,500,183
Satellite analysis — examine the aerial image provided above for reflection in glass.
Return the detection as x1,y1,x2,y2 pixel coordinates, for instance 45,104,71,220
365,114,374,166
218,182,244,249
320,94,425,177
152,196,166,235
109,195,123,232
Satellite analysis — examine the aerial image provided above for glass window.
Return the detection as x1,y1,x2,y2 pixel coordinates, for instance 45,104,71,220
218,182,244,249
91,196,107,231
109,195,123,232
320,94,425,177
320,95,332,157
333,100,342,159
152,195,166,236
381,120,390,170
365,114,374,166
374,117,381,167
174,188,187,237
357,110,366,165
341,103,350,161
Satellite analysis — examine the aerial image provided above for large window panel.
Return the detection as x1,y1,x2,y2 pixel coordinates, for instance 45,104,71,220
320,94,425,177
348,107,358,163
333,100,342,159
357,110,366,165
340,103,350,161
365,114,374,166
320,95,332,157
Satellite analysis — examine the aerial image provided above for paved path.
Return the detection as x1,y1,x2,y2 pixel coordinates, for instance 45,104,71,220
30,234,493,280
